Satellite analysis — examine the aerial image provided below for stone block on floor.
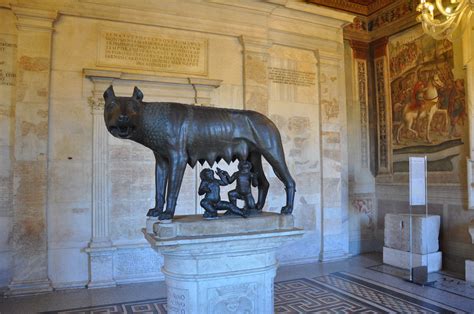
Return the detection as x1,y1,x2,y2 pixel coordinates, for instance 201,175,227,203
384,214,440,254
466,260,474,283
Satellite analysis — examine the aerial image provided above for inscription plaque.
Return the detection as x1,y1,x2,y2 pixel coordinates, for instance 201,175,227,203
0,34,17,87
268,67,315,86
97,30,208,75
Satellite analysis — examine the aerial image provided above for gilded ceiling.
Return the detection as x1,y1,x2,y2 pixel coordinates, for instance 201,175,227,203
306,0,395,16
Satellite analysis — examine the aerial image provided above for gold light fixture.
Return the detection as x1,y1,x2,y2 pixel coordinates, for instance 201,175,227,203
417,0,473,40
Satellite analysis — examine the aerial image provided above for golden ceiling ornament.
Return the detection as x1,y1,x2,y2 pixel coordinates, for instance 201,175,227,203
417,0,473,40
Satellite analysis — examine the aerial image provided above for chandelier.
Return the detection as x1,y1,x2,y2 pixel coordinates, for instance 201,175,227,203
417,0,473,40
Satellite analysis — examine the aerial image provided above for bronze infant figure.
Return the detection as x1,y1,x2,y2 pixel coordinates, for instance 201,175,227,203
103,86,295,220
198,168,247,219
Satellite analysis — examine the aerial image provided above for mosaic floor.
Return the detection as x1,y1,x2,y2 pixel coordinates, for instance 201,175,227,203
369,264,474,300
43,271,462,314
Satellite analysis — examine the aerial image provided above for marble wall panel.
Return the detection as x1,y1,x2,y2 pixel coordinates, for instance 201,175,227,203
114,247,164,284
350,194,376,238
445,204,474,244
51,18,100,72
0,250,12,288
277,230,321,264
50,70,85,100
267,45,320,261
48,161,92,205
211,84,244,110
0,216,12,286
48,248,89,288
268,102,320,231
47,201,91,247
1,2,354,290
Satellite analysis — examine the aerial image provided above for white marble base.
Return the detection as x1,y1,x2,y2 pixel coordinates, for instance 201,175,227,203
85,244,117,289
383,246,442,273
6,279,52,296
466,260,474,283
146,217,158,234
319,249,352,262
144,213,304,313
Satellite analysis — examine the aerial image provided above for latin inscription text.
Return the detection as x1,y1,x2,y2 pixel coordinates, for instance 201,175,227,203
98,30,207,75
269,67,315,87
0,39,17,86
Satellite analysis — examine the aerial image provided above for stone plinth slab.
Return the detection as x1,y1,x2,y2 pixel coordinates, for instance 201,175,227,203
151,212,294,238
466,260,474,283
144,212,304,314
384,214,440,254
383,246,441,273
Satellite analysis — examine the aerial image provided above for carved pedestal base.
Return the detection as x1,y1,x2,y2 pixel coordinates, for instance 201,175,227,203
466,260,474,283
6,279,52,296
144,212,303,314
383,247,442,273
85,243,117,289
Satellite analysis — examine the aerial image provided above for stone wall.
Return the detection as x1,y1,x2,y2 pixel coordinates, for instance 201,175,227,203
0,8,17,290
368,24,474,274
0,0,353,293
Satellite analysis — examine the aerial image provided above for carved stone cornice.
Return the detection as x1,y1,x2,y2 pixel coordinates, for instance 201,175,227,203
11,5,58,32
239,36,272,54
350,40,370,59
83,69,222,89
307,0,394,16
371,36,388,58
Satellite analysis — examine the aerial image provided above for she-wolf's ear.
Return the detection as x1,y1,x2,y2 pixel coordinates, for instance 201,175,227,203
132,86,144,101
103,85,115,101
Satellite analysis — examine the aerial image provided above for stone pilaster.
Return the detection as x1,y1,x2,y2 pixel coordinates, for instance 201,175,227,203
317,51,350,262
84,78,116,289
463,15,474,280
350,40,370,170
7,6,57,296
372,37,391,174
240,36,272,116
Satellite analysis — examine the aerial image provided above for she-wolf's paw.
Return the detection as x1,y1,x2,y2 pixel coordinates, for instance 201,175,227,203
158,211,173,221
280,205,293,215
147,208,162,217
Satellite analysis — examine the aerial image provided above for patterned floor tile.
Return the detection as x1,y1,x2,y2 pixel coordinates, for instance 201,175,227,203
369,263,474,300
43,299,167,314
317,272,462,313
43,272,464,314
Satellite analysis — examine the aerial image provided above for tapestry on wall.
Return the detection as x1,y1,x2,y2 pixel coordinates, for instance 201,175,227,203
388,27,466,173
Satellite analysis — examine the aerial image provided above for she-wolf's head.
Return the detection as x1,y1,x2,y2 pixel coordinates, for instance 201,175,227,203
103,85,143,139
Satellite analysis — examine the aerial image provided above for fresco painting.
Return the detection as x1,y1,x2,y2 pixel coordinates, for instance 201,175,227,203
388,27,466,172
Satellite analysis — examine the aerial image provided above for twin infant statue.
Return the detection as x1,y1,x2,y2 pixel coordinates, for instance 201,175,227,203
198,160,257,219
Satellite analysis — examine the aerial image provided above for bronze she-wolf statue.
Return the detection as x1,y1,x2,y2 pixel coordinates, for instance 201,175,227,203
103,86,295,220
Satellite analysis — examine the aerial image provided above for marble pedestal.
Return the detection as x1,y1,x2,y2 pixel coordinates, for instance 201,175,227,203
466,260,474,283
144,212,304,314
467,221,474,283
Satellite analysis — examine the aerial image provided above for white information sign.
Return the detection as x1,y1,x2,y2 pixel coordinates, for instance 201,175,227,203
409,157,427,206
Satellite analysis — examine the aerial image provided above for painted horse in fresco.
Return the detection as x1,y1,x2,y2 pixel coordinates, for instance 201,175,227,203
396,72,448,144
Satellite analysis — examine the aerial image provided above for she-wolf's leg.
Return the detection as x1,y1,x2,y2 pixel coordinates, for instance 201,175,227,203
249,152,269,211
262,148,295,215
159,155,187,220
147,153,168,217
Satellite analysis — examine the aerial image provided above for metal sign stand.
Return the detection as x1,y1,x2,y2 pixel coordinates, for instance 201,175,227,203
408,156,434,286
